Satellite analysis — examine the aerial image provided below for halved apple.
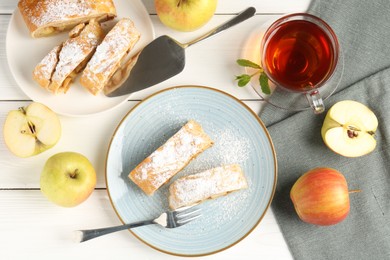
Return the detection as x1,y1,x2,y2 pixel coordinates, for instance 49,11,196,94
321,100,378,157
3,102,61,157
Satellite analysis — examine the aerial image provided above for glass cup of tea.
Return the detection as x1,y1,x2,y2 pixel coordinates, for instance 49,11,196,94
261,13,339,114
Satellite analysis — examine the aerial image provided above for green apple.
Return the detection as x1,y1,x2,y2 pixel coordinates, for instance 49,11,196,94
3,102,61,157
155,0,218,32
321,100,378,157
40,152,97,207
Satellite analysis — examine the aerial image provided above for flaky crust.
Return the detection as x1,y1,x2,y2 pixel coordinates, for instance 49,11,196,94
18,0,116,38
33,19,104,94
129,120,214,196
80,18,141,95
169,164,248,210
32,45,61,90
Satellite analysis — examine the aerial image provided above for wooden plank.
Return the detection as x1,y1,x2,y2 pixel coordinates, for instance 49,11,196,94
0,0,310,15
0,189,291,259
0,100,265,188
0,14,277,101
0,1,310,258
144,0,310,14
0,100,136,189
0,0,310,101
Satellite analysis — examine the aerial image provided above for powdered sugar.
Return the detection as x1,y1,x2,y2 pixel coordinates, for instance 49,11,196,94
169,164,248,210
80,18,140,91
21,0,114,27
147,90,253,225
212,128,250,165
26,1,87,27
87,32,96,39
167,126,252,224
33,45,61,87
130,120,213,195
51,39,87,83
48,20,102,91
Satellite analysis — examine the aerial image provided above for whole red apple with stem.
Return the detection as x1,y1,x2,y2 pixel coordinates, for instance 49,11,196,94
290,167,359,226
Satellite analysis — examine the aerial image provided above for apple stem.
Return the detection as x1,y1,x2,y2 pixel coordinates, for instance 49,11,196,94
69,169,79,179
348,189,362,194
176,0,184,7
19,106,26,114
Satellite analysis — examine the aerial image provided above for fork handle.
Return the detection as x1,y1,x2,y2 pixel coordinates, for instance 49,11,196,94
75,220,155,243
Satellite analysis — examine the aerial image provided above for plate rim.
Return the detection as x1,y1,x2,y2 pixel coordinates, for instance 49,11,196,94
5,0,155,117
104,85,278,257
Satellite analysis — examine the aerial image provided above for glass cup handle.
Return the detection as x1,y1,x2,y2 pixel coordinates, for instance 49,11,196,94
306,90,325,114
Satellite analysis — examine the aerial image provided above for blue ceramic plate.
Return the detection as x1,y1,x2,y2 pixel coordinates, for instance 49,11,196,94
105,86,277,256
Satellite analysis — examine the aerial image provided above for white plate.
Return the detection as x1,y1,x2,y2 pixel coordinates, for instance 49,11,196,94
6,0,155,117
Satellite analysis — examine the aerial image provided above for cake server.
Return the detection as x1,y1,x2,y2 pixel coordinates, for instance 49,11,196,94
105,7,256,97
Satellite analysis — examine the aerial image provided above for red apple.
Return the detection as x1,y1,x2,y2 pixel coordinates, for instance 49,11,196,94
290,167,350,226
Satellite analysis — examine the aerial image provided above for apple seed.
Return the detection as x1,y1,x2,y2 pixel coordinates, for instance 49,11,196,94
18,106,37,135
347,129,358,138
27,121,36,134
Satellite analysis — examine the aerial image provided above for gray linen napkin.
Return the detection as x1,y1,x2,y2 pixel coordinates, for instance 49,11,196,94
259,0,390,259
261,0,390,126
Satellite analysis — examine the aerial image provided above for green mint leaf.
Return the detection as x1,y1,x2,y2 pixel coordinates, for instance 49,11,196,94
236,74,251,87
236,59,261,69
259,72,271,94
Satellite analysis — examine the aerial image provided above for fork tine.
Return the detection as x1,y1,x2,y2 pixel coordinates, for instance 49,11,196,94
175,207,201,218
172,204,202,227
174,203,200,214
174,204,198,213
176,213,202,225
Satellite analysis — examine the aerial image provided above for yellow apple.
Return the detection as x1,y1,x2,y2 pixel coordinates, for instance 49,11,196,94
40,152,97,207
321,100,378,157
3,102,61,157
155,0,218,32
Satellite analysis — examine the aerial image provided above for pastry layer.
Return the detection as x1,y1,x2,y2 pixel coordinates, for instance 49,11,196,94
18,0,116,38
32,45,61,90
169,164,248,210
33,19,104,94
129,120,214,195
80,18,141,95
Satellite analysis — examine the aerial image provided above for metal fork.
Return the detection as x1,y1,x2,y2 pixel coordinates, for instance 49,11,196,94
74,205,201,243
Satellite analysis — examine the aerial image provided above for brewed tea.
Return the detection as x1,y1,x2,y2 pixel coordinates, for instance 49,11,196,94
262,19,337,92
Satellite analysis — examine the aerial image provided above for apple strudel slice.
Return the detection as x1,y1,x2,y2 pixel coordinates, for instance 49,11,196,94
33,19,104,94
32,45,61,90
80,18,141,95
18,0,116,38
129,120,214,196
168,164,248,210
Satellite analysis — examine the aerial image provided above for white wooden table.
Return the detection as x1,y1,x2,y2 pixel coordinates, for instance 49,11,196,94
0,1,310,259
